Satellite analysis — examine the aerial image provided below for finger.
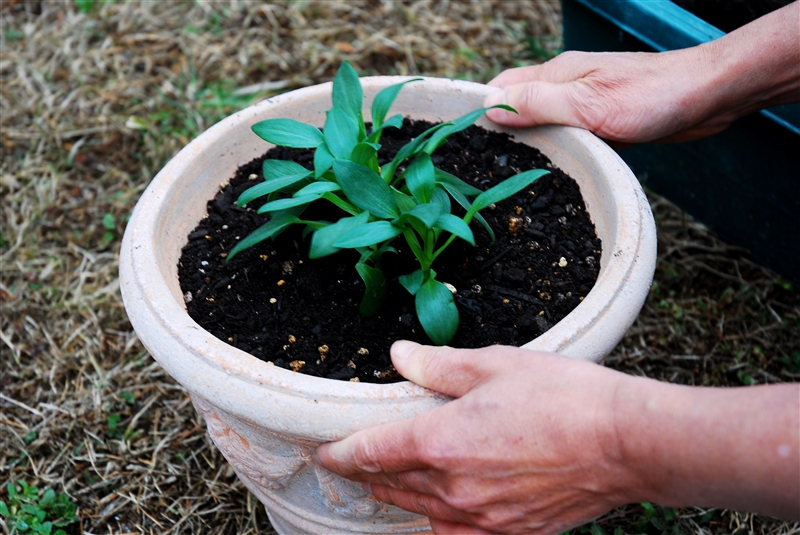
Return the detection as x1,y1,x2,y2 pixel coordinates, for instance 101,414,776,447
488,64,546,88
488,52,593,88
352,468,444,498
392,341,528,398
483,81,584,129
314,417,428,475
367,483,468,525
430,518,494,535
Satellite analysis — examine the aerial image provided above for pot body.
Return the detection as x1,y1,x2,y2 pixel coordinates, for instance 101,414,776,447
119,77,656,534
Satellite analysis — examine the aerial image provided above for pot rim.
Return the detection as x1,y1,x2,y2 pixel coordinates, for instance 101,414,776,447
120,76,655,406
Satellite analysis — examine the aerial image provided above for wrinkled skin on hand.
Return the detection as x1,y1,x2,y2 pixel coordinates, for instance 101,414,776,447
483,1,800,147
483,50,736,146
314,342,632,535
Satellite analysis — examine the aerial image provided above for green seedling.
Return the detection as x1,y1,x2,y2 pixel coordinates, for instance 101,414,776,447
0,481,79,535
229,61,549,345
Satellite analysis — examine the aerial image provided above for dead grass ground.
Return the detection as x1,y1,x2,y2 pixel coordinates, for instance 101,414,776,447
1,1,798,534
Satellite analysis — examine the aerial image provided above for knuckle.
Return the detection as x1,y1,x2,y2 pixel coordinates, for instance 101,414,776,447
439,480,482,511
414,429,453,468
556,50,582,62
351,440,383,473
474,509,514,533
514,84,539,116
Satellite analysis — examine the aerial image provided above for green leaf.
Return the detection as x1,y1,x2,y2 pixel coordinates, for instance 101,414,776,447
399,269,424,295
399,202,442,229
308,212,369,259
470,169,549,214
371,78,421,129
293,182,341,197
334,160,399,218
41,489,55,507
102,213,115,230
381,114,404,130
378,243,397,256
314,142,335,177
263,159,311,182
381,122,452,183
434,167,482,196
21,503,40,515
252,118,324,148
392,188,417,213
423,104,517,154
237,161,312,206
257,194,320,213
355,262,386,317
435,214,475,245
431,186,452,215
405,153,436,204
332,61,363,121
416,277,459,345
320,192,360,216
367,114,404,143
324,106,360,160
440,182,495,241
350,141,381,172
0,499,8,517
334,221,402,248
227,213,300,260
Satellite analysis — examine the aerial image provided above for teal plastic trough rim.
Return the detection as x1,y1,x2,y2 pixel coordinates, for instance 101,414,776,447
574,0,800,136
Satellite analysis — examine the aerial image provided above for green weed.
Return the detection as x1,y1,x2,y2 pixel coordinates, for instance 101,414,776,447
0,481,79,535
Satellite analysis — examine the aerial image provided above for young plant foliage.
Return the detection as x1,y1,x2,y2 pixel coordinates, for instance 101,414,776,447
229,61,550,345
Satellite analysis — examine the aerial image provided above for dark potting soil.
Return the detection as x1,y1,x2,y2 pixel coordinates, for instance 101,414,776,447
178,121,601,384
671,0,792,33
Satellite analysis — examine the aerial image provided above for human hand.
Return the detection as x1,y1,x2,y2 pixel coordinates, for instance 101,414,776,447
483,1,800,146
314,341,635,535
484,49,731,145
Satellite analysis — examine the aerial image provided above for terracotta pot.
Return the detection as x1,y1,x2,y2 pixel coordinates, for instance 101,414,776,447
119,77,657,534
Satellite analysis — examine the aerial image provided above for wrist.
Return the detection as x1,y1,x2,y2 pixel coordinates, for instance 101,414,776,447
605,374,674,505
689,1,800,123
608,376,800,517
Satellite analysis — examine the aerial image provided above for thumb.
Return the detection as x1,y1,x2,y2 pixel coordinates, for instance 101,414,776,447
484,81,584,129
391,341,513,398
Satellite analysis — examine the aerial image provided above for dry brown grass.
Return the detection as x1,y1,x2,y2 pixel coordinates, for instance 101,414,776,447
0,1,797,534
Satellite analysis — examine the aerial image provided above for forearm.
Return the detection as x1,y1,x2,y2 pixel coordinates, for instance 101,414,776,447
612,378,800,518
690,1,800,123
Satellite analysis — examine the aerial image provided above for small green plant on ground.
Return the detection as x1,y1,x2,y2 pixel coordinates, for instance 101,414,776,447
228,61,549,344
0,481,79,535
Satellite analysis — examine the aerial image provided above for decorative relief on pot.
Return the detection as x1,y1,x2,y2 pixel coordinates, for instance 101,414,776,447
191,394,309,490
190,394,386,519
313,464,385,518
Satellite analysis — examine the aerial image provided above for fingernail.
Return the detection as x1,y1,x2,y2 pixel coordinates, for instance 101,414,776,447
391,340,418,365
325,440,351,462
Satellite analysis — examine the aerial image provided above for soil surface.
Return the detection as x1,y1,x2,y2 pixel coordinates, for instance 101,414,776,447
178,121,601,383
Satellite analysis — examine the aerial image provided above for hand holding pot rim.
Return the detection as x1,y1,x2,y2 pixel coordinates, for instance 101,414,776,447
314,341,800,534
483,1,800,146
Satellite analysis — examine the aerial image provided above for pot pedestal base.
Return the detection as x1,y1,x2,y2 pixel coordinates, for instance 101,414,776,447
191,394,432,534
